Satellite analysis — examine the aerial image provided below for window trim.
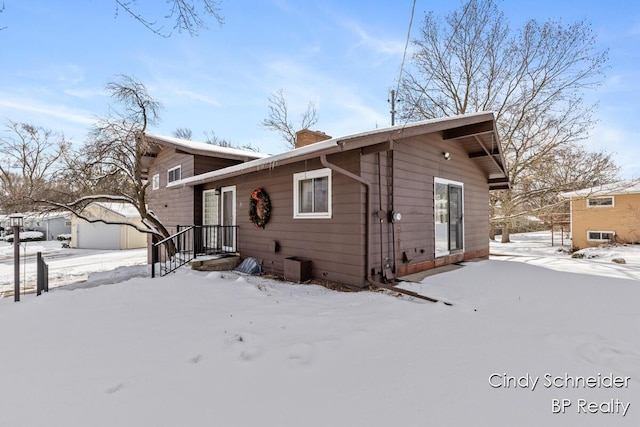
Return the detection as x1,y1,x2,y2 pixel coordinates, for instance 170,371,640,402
293,168,332,219
586,196,614,208
152,173,160,190
587,230,615,242
167,165,182,185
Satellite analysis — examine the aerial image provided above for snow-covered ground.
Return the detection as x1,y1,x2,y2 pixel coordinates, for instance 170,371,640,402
0,232,638,426
491,230,640,280
0,240,147,297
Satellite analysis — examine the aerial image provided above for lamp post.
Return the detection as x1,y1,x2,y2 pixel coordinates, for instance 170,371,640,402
9,213,23,302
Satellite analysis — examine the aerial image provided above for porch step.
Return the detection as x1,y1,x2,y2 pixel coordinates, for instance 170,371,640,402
189,254,241,272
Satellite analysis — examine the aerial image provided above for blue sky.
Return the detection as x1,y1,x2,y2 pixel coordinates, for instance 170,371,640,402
1,1,639,177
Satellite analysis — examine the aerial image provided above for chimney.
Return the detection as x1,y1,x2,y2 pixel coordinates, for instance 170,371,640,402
295,129,331,149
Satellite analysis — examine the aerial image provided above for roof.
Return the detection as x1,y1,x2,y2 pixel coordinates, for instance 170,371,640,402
90,202,141,219
143,133,271,161
17,211,72,221
169,112,510,190
560,180,640,199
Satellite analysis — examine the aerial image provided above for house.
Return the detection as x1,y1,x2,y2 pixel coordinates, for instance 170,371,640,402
0,211,71,240
560,181,640,249
142,133,270,234
71,202,148,250
150,112,509,287
23,211,72,240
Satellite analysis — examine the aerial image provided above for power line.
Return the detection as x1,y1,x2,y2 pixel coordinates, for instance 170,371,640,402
395,0,417,97
389,0,417,126
397,0,476,129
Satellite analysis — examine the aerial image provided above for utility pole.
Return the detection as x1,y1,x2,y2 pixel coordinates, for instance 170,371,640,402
388,89,398,126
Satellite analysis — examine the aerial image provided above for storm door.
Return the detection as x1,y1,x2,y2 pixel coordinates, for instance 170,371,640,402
434,178,464,257
202,189,219,250
220,186,236,251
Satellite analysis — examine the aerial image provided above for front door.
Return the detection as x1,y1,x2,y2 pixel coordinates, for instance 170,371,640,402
203,189,219,250
434,178,464,257
220,186,236,251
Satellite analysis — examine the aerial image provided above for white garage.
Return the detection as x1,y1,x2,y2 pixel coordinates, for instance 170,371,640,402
71,203,148,250
76,223,121,250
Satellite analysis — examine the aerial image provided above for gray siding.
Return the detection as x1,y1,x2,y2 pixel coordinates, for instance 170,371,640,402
148,149,196,231
362,132,490,278
148,149,247,231
202,153,367,286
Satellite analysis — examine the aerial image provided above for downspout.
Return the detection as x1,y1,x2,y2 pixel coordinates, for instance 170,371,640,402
320,152,470,308
320,155,373,284
377,153,385,279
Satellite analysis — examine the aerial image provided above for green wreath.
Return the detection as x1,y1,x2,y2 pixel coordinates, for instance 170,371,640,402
249,188,271,229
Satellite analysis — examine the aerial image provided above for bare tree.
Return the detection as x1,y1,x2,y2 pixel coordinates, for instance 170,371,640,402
520,145,619,213
172,127,193,140
0,3,5,31
0,121,69,213
203,131,260,152
45,75,173,241
114,0,223,37
399,0,612,242
261,89,319,149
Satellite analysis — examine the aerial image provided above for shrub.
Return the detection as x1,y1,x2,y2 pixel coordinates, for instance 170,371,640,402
3,231,45,243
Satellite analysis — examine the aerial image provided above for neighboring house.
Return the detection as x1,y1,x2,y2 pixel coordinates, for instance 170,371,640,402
143,133,270,233
23,211,72,240
159,112,509,287
0,211,71,240
71,202,148,250
561,181,640,249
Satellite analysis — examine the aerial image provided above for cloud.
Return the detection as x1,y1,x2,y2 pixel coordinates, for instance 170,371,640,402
346,21,406,56
586,121,640,178
0,97,94,125
173,89,221,107
64,88,107,99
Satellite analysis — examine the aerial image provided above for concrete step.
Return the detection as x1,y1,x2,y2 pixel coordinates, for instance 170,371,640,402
189,254,241,272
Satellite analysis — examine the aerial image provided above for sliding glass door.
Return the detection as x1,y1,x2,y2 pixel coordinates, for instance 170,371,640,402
434,178,464,257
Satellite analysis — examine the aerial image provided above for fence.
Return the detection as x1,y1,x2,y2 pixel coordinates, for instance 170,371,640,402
151,225,238,277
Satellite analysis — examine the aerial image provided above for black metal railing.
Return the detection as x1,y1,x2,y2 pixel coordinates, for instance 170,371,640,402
151,225,238,277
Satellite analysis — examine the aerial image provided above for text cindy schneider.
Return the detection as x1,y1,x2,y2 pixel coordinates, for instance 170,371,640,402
488,372,632,416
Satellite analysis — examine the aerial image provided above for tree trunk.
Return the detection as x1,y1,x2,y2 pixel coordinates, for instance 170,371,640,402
501,223,511,243
489,222,496,240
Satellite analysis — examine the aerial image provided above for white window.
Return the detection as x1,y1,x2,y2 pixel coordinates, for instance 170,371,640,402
587,196,614,207
293,168,332,219
167,165,181,184
587,231,615,242
152,174,160,190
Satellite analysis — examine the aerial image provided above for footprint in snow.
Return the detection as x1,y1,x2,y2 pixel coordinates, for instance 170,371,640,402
239,347,264,361
287,343,315,365
105,383,125,394
549,334,640,378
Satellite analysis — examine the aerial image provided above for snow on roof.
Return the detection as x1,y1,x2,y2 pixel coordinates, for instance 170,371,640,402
559,180,640,198
144,133,271,160
5,211,72,221
92,202,141,219
170,112,500,188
